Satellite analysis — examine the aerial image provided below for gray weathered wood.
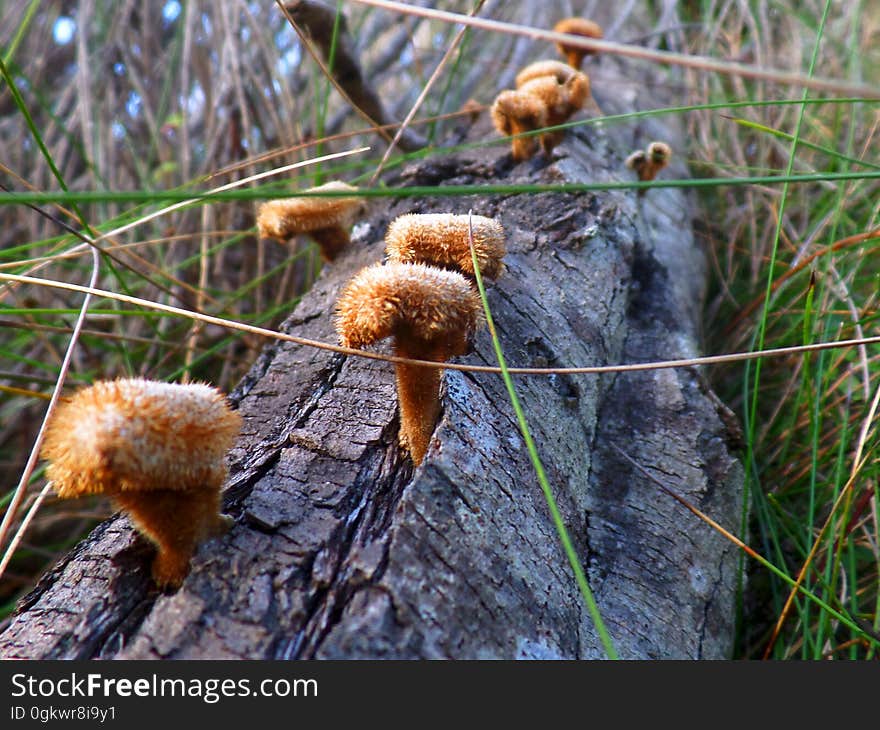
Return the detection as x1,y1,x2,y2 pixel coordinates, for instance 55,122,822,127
0,9,743,660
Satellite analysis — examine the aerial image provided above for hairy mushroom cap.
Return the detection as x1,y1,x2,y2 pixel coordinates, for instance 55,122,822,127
335,262,482,356
647,141,672,167
256,180,364,260
42,378,241,498
625,149,648,174
41,378,242,588
515,59,576,88
257,180,362,238
553,17,604,68
491,89,548,161
384,213,506,280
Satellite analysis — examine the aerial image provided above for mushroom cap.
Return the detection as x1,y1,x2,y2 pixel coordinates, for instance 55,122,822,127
554,18,604,68
554,17,604,48
257,181,364,241
647,141,672,166
554,17,603,38
518,72,590,124
458,98,483,122
491,89,547,136
515,60,576,88
565,71,591,110
384,213,506,280
42,378,241,498
335,262,483,355
625,149,647,171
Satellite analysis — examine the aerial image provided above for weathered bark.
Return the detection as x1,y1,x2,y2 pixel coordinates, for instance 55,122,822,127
0,13,743,660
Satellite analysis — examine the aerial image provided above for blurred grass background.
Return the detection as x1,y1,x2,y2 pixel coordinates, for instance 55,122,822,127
0,0,877,658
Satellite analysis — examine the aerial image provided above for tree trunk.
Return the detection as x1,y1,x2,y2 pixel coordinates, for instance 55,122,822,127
0,11,744,661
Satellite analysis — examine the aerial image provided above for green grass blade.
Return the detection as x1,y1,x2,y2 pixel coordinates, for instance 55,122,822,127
2,0,41,66
739,0,834,658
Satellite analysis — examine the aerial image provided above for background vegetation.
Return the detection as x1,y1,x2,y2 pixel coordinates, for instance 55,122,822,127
0,0,877,659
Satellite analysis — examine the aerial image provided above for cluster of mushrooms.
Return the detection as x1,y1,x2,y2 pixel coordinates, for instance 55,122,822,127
38,197,508,587
254,188,510,467
491,59,590,161
254,188,509,468
625,141,673,189
490,16,672,183
489,17,600,162
38,16,673,591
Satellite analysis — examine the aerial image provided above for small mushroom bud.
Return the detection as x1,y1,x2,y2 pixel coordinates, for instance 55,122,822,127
553,17,604,69
458,98,483,124
517,72,590,155
256,180,365,261
625,149,647,174
384,212,506,281
647,141,672,171
626,141,673,192
335,262,482,465
515,59,577,88
40,378,242,589
491,88,548,161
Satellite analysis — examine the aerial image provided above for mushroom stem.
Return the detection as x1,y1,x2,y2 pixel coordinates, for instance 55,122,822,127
511,131,539,163
393,348,443,466
115,488,231,588
310,226,352,261
394,333,464,465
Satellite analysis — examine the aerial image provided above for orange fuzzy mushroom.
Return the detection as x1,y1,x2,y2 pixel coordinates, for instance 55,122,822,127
458,98,483,124
491,88,548,161
384,213,506,281
625,150,648,176
647,141,672,170
257,180,364,261
553,17,604,69
515,59,577,88
41,378,242,589
626,141,673,193
335,262,482,465
517,72,590,155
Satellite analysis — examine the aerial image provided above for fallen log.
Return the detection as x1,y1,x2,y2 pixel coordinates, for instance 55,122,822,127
0,11,743,661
